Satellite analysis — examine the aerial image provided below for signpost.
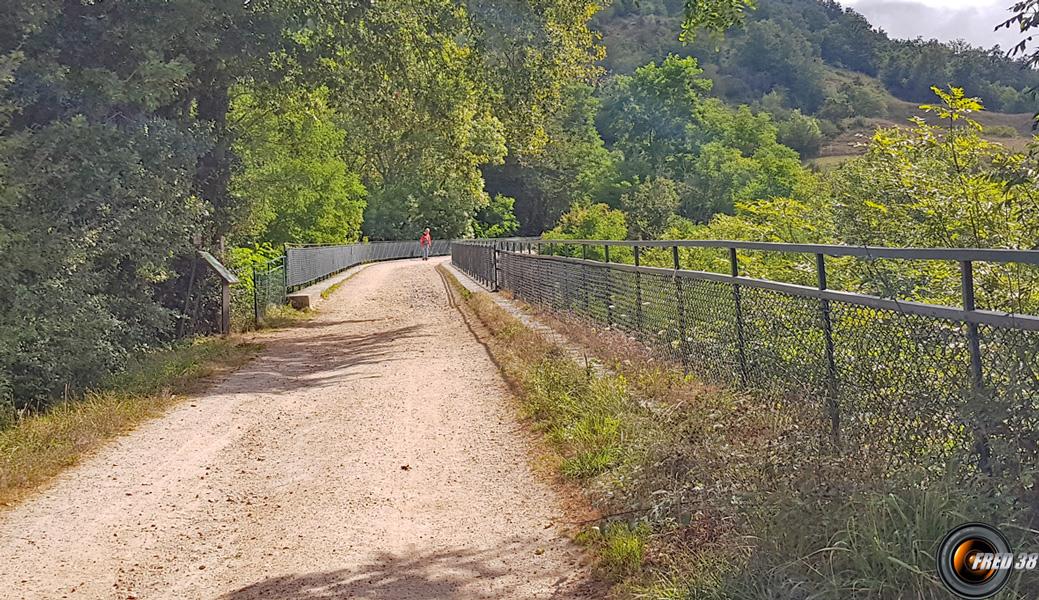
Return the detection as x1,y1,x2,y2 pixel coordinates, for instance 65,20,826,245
197,251,239,336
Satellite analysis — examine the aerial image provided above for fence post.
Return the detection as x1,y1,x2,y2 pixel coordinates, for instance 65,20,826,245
634,246,643,335
961,261,983,387
582,244,590,315
604,244,613,327
960,260,992,475
263,259,272,320
252,266,260,329
673,246,690,370
730,247,749,385
816,253,840,447
491,241,499,291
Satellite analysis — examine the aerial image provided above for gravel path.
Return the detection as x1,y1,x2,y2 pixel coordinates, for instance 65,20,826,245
0,257,593,600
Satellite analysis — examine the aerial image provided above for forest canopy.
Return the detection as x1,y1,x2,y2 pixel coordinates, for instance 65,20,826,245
0,0,1037,415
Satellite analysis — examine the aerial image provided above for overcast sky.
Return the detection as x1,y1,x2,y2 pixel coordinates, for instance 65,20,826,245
839,0,1023,50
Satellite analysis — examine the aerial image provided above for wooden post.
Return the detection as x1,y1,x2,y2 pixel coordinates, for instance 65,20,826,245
197,251,239,338
221,280,231,336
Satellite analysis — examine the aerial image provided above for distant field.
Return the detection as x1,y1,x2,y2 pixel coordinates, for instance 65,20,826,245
806,68,1037,167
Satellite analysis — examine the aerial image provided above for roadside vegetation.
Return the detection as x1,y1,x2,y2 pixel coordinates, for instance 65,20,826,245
3,0,1036,416
441,265,1037,599
0,337,260,507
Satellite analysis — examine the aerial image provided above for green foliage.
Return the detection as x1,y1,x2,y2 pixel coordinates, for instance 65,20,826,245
231,88,366,246
599,0,1039,115
473,194,520,238
832,88,1039,310
309,0,605,240
776,110,823,157
621,177,681,240
0,0,293,411
599,56,812,222
680,0,756,41
598,56,714,175
1000,1,1039,73
484,84,620,234
0,115,205,412
544,203,629,242
733,20,826,112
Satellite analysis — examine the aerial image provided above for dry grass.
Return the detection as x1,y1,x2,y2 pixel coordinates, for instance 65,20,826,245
437,268,1027,598
260,304,316,329
0,337,260,507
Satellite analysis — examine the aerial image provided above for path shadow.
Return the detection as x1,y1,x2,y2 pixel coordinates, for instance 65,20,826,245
219,538,599,600
220,324,429,397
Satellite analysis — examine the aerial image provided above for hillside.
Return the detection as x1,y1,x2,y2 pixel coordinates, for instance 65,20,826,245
593,0,1038,161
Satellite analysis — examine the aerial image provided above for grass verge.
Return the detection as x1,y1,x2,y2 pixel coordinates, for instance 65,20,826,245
320,265,370,300
0,336,260,507
439,266,1035,599
260,304,316,329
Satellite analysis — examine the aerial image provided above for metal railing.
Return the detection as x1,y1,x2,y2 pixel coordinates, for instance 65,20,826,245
450,240,497,288
451,238,1039,477
286,240,451,289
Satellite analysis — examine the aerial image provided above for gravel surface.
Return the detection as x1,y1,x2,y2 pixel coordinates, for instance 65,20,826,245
0,256,594,599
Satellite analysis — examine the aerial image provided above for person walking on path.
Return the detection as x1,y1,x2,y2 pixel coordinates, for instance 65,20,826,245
419,228,433,261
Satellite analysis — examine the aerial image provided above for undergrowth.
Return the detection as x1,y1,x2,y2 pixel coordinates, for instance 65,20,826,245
439,266,1035,599
260,304,315,329
0,337,259,507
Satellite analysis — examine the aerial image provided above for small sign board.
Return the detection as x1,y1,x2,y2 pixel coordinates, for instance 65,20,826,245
197,251,239,284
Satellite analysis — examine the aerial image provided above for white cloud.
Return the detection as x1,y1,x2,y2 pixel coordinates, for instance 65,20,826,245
840,0,1023,50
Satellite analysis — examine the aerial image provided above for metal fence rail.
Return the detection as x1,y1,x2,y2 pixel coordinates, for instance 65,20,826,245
450,241,497,288
286,240,451,289
451,238,1039,478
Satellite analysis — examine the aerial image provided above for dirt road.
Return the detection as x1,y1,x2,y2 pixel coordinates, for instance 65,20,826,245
0,257,593,599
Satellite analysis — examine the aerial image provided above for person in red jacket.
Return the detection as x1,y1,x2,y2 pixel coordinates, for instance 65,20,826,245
419,228,432,261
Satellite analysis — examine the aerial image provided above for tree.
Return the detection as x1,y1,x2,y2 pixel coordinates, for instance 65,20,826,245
621,178,681,239
831,87,1039,309
599,57,812,222
776,110,823,157
544,203,628,241
0,0,267,409
231,88,366,245
732,20,826,112
484,83,620,235
999,1,1039,70
309,0,607,239
465,0,607,155
598,55,713,174
473,195,520,238
999,0,1039,124
680,0,756,41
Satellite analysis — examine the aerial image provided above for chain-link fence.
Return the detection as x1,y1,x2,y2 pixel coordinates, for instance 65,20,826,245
252,256,287,326
286,240,451,289
452,239,1039,482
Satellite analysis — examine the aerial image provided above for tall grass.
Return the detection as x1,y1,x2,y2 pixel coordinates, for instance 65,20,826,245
0,337,259,507
439,265,1034,599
